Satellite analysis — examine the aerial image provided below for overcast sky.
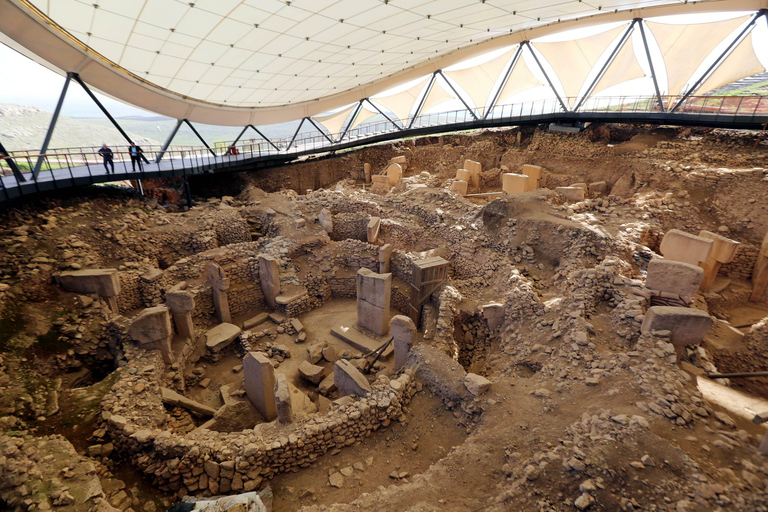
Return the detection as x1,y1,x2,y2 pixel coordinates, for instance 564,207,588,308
0,43,150,118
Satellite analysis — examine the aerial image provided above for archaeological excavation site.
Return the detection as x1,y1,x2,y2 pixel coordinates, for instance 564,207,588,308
0,123,766,512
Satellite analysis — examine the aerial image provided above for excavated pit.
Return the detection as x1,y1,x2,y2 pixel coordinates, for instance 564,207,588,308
1,124,768,512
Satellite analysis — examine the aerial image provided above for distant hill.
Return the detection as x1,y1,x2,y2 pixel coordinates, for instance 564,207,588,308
79,116,303,147
0,104,160,151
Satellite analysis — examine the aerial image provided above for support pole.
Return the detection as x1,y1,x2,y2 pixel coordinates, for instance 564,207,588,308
408,72,438,129
286,118,306,151
338,101,364,142
136,179,144,196
484,45,523,118
525,41,569,112
366,99,403,131
183,179,193,208
0,139,25,183
71,73,133,144
307,117,335,145
155,119,183,164
438,70,479,121
33,72,72,178
183,120,216,158
574,20,637,112
249,125,281,152
226,125,250,155
671,10,765,112
638,20,665,112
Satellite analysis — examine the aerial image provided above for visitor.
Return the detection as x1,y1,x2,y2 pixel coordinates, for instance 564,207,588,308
129,143,144,171
228,145,240,156
97,143,114,174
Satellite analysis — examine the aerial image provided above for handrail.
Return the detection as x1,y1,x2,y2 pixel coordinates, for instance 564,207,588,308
1,94,767,198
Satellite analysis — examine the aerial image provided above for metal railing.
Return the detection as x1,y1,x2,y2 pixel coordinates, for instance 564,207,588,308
1,94,767,204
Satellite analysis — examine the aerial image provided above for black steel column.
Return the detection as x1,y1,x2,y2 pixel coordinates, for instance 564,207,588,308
183,120,216,158
484,45,523,118
0,139,25,183
286,118,306,151
307,117,335,144
437,70,479,121
408,72,438,129
366,99,403,130
155,119,183,163
33,72,72,178
671,10,766,112
71,73,134,144
638,20,665,112
338,101,364,142
183,179,193,208
525,41,569,112
574,20,637,112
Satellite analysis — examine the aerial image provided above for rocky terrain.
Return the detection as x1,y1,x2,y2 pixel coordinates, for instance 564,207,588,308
0,122,767,512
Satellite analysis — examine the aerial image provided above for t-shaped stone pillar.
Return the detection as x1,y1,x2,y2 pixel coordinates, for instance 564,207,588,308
698,230,739,292
356,268,392,336
391,315,416,371
258,254,281,309
659,229,713,266
243,351,277,421
127,305,174,364
58,268,121,313
165,282,195,341
641,306,713,361
206,262,231,324
274,373,293,424
379,244,393,274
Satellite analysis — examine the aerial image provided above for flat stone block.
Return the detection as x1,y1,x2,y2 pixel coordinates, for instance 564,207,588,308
331,323,394,360
641,306,713,347
298,360,325,385
450,180,468,196
128,305,172,345
521,164,542,180
59,268,120,297
645,258,704,297
464,373,492,396
243,312,270,330
205,323,242,352
456,169,471,182
659,229,714,265
334,359,372,398
556,186,586,202
160,387,216,416
502,173,528,194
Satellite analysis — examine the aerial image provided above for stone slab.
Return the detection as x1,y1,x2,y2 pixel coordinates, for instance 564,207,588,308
367,216,381,243
659,229,714,265
521,164,542,181
645,258,704,297
556,186,586,202
205,323,242,352
160,387,216,416
641,306,713,347
330,323,394,360
243,352,277,421
128,305,172,345
699,230,739,263
502,173,528,194
243,313,270,330
298,360,325,384
59,268,120,297
450,180,468,196
386,163,403,186
334,359,372,398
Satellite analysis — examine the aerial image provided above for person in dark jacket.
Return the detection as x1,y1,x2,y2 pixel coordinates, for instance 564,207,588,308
129,143,144,171
97,143,114,174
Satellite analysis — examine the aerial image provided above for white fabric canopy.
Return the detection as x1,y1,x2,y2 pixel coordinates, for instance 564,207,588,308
314,104,358,137
591,35,647,96
647,16,749,96
348,107,378,131
371,78,430,125
534,25,626,107
696,32,765,96
496,57,545,104
445,47,517,113
419,81,457,114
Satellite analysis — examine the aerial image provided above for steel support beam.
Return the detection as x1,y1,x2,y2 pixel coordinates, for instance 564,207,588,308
227,125,250,155
249,125,281,152
33,72,72,179
408,72,438,129
438,70,479,121
183,119,216,158
286,118,306,151
71,73,133,144
0,139,25,183
154,119,183,164
366,99,403,131
338,101,364,142
307,117,335,145
638,20,665,112
574,20,637,112
671,10,766,112
525,41,569,113
484,45,523,119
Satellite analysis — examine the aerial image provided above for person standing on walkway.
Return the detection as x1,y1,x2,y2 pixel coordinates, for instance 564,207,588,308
129,143,144,171
97,143,114,174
